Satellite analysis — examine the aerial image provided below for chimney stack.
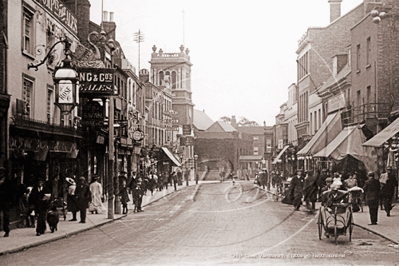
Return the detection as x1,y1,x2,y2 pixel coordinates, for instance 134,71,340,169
231,116,237,128
102,11,116,41
329,0,343,22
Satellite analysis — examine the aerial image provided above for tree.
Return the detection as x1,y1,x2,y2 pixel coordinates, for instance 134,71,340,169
219,116,231,124
238,117,259,127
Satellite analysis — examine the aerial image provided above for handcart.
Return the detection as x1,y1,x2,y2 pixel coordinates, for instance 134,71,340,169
317,190,354,245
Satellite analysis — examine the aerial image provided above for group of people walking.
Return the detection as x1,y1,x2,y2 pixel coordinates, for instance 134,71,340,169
287,167,398,225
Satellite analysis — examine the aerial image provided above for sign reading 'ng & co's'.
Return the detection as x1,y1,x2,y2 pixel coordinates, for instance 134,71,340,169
78,68,115,96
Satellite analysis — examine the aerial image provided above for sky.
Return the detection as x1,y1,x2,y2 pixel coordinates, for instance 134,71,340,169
89,0,363,126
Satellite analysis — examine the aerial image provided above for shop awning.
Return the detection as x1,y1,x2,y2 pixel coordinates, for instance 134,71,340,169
272,145,290,164
239,155,263,161
161,147,181,167
297,110,342,156
314,125,378,172
362,117,399,147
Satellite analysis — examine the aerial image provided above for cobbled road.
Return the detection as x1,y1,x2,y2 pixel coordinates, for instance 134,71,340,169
1,181,398,266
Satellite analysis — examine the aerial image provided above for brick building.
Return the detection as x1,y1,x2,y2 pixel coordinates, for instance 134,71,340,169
295,0,365,149
194,121,253,174
342,0,399,134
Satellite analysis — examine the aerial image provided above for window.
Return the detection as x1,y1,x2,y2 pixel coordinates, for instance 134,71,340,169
310,112,312,134
47,85,53,123
357,90,361,107
253,136,259,141
366,37,371,66
254,147,259,155
172,71,177,89
356,44,361,71
23,6,35,55
297,52,309,81
23,75,34,117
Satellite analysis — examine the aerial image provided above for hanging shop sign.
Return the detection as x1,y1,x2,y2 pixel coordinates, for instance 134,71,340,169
81,100,104,127
180,136,194,146
183,124,191,135
132,130,144,141
78,68,115,95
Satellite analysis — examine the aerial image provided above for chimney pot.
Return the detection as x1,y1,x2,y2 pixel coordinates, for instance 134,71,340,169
103,11,108,22
110,12,114,22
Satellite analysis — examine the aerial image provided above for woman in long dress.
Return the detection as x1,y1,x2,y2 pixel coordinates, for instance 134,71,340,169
89,176,106,214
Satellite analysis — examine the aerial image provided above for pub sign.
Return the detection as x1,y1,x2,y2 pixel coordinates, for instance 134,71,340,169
78,68,115,96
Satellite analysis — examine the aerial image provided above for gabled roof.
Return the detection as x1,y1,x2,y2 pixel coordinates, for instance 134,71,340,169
206,121,237,133
193,109,214,131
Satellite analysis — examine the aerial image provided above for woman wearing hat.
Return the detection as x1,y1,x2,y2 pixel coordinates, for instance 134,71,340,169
66,177,78,221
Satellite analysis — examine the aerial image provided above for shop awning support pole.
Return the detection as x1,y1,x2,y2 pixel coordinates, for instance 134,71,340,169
108,96,114,219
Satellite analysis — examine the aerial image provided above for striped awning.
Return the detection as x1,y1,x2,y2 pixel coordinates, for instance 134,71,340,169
363,117,399,147
272,145,289,164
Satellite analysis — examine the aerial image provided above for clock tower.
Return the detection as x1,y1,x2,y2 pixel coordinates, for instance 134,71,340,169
149,45,194,129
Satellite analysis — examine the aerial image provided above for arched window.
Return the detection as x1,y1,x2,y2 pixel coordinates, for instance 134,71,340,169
159,71,164,86
172,71,177,89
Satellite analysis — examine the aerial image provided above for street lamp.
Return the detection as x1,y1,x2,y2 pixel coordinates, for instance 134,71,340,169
53,56,79,116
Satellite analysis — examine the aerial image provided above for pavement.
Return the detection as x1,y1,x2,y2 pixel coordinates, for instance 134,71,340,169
261,185,399,245
0,180,206,256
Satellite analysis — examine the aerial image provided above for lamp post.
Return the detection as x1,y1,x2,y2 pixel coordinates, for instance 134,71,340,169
194,154,198,184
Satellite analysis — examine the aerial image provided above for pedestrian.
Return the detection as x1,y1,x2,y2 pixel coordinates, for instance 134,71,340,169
171,171,177,190
177,170,182,186
380,167,397,217
66,177,78,221
120,180,129,214
303,171,318,210
132,178,144,212
363,171,380,225
75,177,91,223
148,172,155,195
344,173,358,190
89,176,106,214
289,170,305,210
29,179,49,236
0,167,16,237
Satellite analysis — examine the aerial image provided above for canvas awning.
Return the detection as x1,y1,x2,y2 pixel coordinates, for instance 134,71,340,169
362,117,399,147
239,155,263,161
161,147,181,167
272,145,290,164
297,110,342,156
314,125,378,172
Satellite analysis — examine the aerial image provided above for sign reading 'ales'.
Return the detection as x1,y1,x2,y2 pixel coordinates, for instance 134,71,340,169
78,68,115,96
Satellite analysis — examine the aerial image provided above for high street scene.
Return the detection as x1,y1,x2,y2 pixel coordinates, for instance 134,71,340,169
1,0,399,265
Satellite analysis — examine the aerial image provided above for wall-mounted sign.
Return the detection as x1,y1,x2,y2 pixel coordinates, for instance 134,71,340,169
36,0,78,35
81,100,104,127
78,68,115,95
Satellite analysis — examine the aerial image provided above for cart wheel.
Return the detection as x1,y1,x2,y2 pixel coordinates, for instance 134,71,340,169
318,212,323,240
334,226,338,245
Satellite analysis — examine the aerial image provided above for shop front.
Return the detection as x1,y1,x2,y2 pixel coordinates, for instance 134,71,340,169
8,119,82,228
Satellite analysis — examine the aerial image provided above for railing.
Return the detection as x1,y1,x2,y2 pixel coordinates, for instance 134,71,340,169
341,103,391,126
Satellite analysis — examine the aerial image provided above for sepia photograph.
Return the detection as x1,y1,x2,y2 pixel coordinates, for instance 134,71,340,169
0,0,399,265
